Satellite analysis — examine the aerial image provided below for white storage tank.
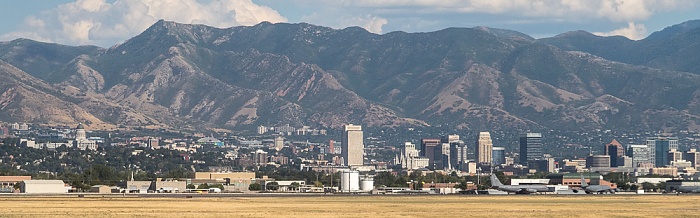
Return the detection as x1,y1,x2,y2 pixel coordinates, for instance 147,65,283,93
341,171,351,191
341,171,360,192
360,178,374,191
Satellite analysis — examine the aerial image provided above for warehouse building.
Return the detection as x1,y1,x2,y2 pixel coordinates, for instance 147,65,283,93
20,180,67,193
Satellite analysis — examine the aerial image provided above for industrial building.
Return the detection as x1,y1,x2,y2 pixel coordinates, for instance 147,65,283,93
20,180,67,193
90,185,113,194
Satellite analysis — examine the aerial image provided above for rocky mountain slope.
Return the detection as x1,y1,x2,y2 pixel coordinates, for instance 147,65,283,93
1,20,700,132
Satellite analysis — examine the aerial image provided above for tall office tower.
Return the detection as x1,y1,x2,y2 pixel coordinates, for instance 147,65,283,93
646,137,679,167
628,144,652,167
441,134,460,143
434,143,451,170
477,132,493,164
668,149,683,163
492,147,506,166
604,139,624,167
420,138,441,166
684,149,700,167
450,140,468,171
519,133,543,165
342,124,364,166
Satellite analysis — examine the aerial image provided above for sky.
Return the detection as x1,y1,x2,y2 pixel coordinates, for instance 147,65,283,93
0,0,699,48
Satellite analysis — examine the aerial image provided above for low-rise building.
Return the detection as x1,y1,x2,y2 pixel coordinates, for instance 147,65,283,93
154,179,186,193
90,185,112,194
0,176,31,193
20,180,67,193
126,181,152,193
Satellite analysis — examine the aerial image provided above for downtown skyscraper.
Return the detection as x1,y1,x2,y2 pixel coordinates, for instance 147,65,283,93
342,124,364,166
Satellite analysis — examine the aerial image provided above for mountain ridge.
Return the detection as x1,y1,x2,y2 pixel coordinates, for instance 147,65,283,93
1,20,700,132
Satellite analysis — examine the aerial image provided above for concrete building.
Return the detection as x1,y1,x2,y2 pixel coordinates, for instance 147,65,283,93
646,137,679,167
274,136,284,151
342,124,364,166
0,176,31,193
127,181,152,193
196,137,224,147
476,132,493,164
628,144,652,167
193,172,257,192
684,149,700,167
420,138,441,167
20,180,67,193
519,133,543,164
154,179,186,193
441,135,460,144
90,185,112,194
668,149,683,164
449,140,468,171
73,123,97,150
492,147,506,166
434,143,451,170
547,173,617,189
605,139,625,167
650,167,678,177
586,155,611,168
530,158,556,173
253,149,268,166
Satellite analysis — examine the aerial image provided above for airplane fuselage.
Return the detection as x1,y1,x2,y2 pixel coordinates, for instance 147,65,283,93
494,185,549,194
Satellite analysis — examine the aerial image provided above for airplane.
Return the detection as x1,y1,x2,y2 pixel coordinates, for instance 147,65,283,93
672,184,700,193
489,174,549,194
579,174,617,194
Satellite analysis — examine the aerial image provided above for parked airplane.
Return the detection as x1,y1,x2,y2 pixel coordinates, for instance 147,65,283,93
674,185,700,193
580,174,617,194
489,174,549,194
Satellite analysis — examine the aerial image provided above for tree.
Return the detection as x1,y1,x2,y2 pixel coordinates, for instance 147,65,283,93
629,184,639,191
656,181,666,192
290,182,300,192
186,184,195,189
266,182,279,191
197,183,210,189
314,181,323,187
641,182,655,192
249,183,262,191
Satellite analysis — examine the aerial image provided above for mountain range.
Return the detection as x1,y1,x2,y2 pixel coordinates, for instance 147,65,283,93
1,20,700,132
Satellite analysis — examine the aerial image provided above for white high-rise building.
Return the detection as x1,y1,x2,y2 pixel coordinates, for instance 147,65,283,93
342,124,364,166
274,136,284,151
477,132,493,164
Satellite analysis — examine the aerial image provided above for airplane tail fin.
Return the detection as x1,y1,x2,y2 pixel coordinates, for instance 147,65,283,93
490,174,504,187
580,173,588,187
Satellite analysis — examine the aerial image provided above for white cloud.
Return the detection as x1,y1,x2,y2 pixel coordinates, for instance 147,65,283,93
0,0,287,47
593,22,647,40
338,0,695,22
340,15,389,34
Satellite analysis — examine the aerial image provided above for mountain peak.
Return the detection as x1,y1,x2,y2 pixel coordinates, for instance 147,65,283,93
645,19,700,41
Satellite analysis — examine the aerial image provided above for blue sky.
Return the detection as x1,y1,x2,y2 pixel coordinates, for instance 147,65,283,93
1,0,699,47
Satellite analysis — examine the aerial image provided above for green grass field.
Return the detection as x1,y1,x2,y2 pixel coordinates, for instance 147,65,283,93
1,195,699,217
